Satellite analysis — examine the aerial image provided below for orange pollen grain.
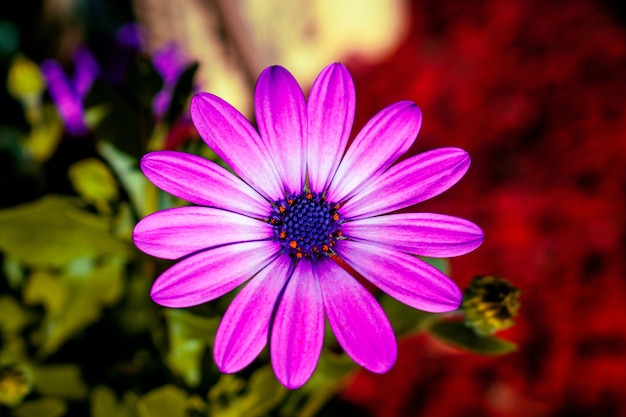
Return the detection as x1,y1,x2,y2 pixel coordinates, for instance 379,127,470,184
296,252,303,259
289,241,297,249
322,244,329,251
279,231,287,239
306,193,313,199
332,213,339,221
279,206,286,213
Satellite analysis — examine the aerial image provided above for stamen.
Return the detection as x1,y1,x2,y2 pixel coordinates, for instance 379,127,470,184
269,192,343,260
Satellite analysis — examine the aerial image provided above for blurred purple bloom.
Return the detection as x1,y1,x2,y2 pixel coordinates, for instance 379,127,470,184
41,46,99,136
115,23,142,49
133,63,483,388
106,24,192,119
151,42,192,119
96,23,143,85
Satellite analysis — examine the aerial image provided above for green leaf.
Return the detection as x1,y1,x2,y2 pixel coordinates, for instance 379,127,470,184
279,352,356,417
137,385,187,417
208,366,287,417
0,296,33,335
98,142,149,217
25,256,126,356
163,309,218,387
243,366,288,417
23,269,66,317
0,196,131,268
31,364,87,399
90,386,136,417
22,104,63,161
68,158,119,215
419,256,450,275
165,338,204,388
12,397,67,417
3,256,26,291
429,320,517,355
207,374,245,410
83,103,110,131
7,54,45,104
379,294,433,337
163,309,218,342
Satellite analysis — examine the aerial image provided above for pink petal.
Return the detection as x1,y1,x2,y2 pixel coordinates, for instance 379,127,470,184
214,255,292,373
340,148,470,219
140,151,270,218
342,213,484,257
190,93,284,201
271,259,324,389
326,101,422,203
133,206,274,260
307,63,355,194
150,241,280,308
318,259,396,373
335,240,462,313
255,66,307,195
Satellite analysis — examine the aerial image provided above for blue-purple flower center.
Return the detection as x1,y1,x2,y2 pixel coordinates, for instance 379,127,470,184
269,192,343,259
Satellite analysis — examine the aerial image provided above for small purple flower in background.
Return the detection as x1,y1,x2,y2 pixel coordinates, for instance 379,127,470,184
98,23,142,85
41,46,99,136
115,23,142,51
133,63,483,388
151,42,192,119
107,24,192,120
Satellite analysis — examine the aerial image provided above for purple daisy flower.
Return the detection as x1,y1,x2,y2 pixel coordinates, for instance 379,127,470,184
133,63,483,389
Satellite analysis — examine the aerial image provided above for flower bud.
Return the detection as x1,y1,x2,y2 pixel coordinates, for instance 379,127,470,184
0,365,32,407
462,275,521,335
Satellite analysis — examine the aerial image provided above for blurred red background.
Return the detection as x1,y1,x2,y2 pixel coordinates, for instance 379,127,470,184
339,0,626,416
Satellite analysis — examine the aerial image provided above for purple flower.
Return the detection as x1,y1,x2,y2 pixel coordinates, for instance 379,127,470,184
133,63,483,388
151,43,192,119
41,46,99,136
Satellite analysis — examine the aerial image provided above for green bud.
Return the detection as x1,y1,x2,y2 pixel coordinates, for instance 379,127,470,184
462,275,521,335
0,365,32,407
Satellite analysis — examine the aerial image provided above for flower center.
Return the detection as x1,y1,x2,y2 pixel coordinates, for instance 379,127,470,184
269,192,343,259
